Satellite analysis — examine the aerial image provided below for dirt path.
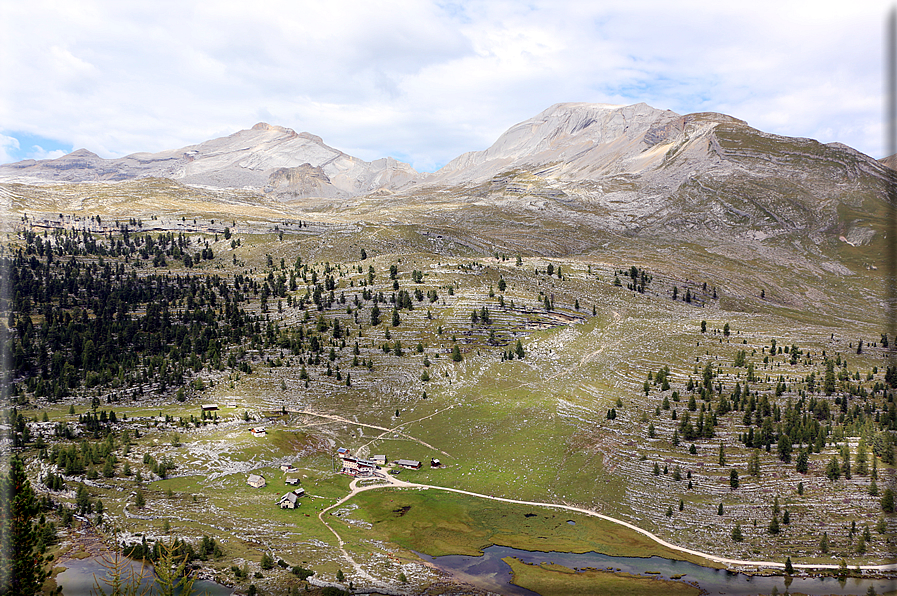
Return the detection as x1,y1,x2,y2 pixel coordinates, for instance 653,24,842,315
327,475,897,575
387,480,897,573
317,474,409,593
291,409,451,456
357,400,488,456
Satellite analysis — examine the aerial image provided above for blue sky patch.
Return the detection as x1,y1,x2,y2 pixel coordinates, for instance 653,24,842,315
1,131,73,164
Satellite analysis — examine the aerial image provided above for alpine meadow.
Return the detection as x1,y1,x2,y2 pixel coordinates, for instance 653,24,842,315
1,102,896,595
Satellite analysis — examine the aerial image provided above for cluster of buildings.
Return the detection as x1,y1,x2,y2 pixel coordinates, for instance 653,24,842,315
246,464,307,509
336,447,422,476
245,448,436,510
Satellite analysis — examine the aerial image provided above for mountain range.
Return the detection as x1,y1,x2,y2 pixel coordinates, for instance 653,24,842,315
3,102,894,248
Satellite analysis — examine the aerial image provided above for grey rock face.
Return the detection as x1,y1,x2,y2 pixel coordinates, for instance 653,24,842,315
0,122,419,198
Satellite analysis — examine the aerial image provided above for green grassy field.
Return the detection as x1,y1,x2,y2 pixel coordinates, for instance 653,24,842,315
336,488,718,568
5,191,896,594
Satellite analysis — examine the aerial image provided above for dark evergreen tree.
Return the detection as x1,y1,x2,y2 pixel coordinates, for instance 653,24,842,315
0,456,50,595
731,522,743,542
882,488,895,513
451,345,462,362
729,469,739,489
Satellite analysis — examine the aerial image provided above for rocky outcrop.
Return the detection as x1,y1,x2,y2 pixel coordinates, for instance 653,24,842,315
265,164,342,199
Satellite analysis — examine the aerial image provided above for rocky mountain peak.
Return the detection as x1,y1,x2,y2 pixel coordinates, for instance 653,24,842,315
251,122,298,137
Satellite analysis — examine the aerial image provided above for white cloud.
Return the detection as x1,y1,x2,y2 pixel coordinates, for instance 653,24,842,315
26,146,67,161
0,135,20,164
0,0,892,170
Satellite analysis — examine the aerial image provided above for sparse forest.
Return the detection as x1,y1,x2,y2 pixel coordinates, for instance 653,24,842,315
1,210,895,595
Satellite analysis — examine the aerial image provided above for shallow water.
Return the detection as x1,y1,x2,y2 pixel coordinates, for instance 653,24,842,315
421,545,897,596
56,556,235,596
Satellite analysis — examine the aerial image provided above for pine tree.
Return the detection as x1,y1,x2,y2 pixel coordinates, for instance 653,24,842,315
825,455,841,481
820,531,829,553
718,443,726,466
451,345,463,362
103,458,115,478
0,456,50,595
731,522,743,542
729,469,739,489
856,440,869,476
718,502,724,516
841,451,852,480
881,488,895,513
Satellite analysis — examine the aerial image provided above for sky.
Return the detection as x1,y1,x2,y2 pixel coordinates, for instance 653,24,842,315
0,1,892,172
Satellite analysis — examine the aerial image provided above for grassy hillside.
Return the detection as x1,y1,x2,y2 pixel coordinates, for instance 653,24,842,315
2,182,895,595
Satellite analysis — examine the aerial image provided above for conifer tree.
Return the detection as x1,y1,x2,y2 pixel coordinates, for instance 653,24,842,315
729,469,739,489
0,456,50,595
856,440,869,476
731,522,743,542
451,344,463,362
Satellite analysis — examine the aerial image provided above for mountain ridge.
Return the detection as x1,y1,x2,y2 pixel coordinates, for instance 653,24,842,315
3,102,894,252
0,122,419,198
